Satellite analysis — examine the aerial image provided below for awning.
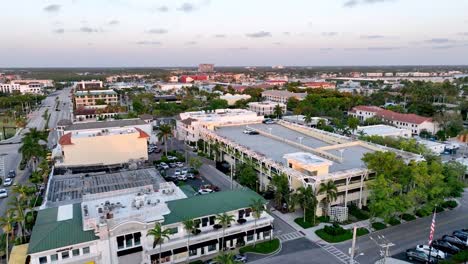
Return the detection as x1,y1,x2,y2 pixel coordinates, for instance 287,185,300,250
255,225,273,233
246,230,254,236
150,250,172,260
173,247,188,254
189,239,218,250
223,232,246,242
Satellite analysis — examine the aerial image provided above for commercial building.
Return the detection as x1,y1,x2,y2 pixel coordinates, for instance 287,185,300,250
248,101,286,116
282,115,328,127
261,90,306,103
177,109,263,142
356,125,411,138
0,82,44,94
75,80,104,90
303,82,336,89
55,124,149,168
198,64,215,73
11,79,54,87
74,90,119,108
220,93,251,106
180,75,209,83
28,183,273,264
416,139,446,155
177,110,423,217
349,105,439,135
158,83,193,92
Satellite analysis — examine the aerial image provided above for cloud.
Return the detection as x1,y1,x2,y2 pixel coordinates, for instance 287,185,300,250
320,48,334,51
43,4,61,12
322,32,338,37
283,32,291,36
228,47,249,51
53,28,65,34
108,20,120,26
343,0,358,7
185,41,197,45
246,31,272,38
214,34,226,38
458,32,468,36
147,28,168,34
360,34,385,39
344,0,394,8
432,45,457,50
136,41,162,45
273,42,282,45
424,38,453,44
80,27,101,33
367,46,401,51
177,3,196,12
156,5,169,12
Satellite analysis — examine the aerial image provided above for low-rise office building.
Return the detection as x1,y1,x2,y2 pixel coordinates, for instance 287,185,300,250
261,90,306,103
74,90,119,108
11,79,54,87
28,186,273,264
0,82,44,94
356,125,411,138
248,101,286,116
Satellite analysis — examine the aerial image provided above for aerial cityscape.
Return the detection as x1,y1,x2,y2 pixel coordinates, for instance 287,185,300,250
0,1,467,264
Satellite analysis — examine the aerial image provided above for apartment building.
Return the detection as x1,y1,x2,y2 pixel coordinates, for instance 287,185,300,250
261,90,306,103
55,125,149,167
248,101,286,116
0,82,44,94
198,63,215,73
179,75,209,83
177,109,263,142
28,187,273,264
303,82,336,89
349,105,439,134
75,80,104,90
74,90,119,108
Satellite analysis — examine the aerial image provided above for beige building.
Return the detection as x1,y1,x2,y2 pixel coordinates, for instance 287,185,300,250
261,90,306,103
219,93,251,106
56,127,149,167
248,101,286,116
74,90,119,108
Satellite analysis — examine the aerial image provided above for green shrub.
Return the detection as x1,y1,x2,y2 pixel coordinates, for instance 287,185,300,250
401,214,416,221
415,208,431,217
442,200,458,209
239,239,280,254
316,228,351,243
323,223,348,236
386,217,401,226
356,228,370,236
294,218,316,229
317,216,330,223
372,222,387,230
348,204,370,220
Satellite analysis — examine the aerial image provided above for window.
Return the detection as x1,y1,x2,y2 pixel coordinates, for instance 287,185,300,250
245,208,251,217
62,251,70,259
167,227,178,235
264,231,271,238
39,256,47,264
208,244,217,252
126,233,133,247
134,233,141,245
117,236,125,249
202,218,209,227
189,249,197,256
83,247,90,254
50,254,58,262
72,249,80,257
247,234,254,242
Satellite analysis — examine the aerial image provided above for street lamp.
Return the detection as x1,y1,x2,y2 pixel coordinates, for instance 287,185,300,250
268,127,272,135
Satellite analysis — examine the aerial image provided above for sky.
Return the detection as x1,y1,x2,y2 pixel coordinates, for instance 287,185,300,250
1,0,468,67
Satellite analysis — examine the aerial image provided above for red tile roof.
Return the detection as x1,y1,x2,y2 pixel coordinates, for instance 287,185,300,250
135,127,150,138
58,133,73,145
351,105,433,125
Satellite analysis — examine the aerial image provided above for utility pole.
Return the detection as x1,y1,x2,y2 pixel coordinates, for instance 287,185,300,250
349,225,357,264
369,235,394,264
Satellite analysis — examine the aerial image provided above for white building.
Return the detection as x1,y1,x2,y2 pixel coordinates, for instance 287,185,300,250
417,139,446,155
177,109,263,142
366,73,383,77
158,83,193,92
261,90,306,103
356,125,411,138
220,93,251,106
349,105,439,135
247,101,286,116
0,82,44,94
282,115,328,127
11,79,53,87
28,186,273,264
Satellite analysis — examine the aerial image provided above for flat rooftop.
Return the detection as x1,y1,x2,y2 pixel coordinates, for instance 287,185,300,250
357,125,409,135
46,168,165,207
216,123,373,172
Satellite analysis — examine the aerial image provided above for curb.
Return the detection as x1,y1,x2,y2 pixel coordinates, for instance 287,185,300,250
245,239,283,259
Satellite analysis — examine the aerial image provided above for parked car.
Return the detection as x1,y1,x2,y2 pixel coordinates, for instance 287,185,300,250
176,162,184,168
415,245,446,259
431,239,460,255
406,249,434,263
233,254,248,263
181,167,189,174
3,178,13,187
169,163,177,168
0,189,7,198
159,163,169,170
453,231,468,242
174,169,181,176
186,173,195,179
442,235,467,250
200,184,220,192
197,189,213,195
167,156,178,161
8,170,16,178
177,174,187,181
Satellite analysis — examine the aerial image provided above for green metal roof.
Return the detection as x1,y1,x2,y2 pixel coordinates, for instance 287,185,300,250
28,204,98,254
164,189,264,225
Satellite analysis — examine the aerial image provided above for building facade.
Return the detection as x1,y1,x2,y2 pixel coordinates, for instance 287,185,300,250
247,101,286,116
75,80,104,90
74,90,119,108
261,90,306,103
0,82,44,94
28,188,273,264
198,64,215,73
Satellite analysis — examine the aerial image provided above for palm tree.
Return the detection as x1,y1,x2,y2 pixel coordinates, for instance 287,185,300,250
182,219,195,263
347,117,360,134
250,199,265,247
157,124,172,156
273,104,283,119
146,222,172,264
19,137,45,170
271,173,289,209
0,210,17,264
304,113,312,126
296,186,315,223
9,196,27,243
216,213,235,251
318,181,338,217
23,128,47,142
214,252,237,264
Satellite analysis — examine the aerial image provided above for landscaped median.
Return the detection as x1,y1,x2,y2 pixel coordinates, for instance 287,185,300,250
239,238,280,254
315,223,369,243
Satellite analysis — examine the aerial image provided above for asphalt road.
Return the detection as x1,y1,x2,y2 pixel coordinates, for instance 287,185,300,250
0,88,72,226
335,188,468,264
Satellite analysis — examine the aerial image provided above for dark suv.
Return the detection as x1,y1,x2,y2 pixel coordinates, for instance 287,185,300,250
406,249,434,263
8,170,16,178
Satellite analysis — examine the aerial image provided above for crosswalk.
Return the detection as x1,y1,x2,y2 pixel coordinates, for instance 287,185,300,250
277,231,305,242
316,241,359,264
